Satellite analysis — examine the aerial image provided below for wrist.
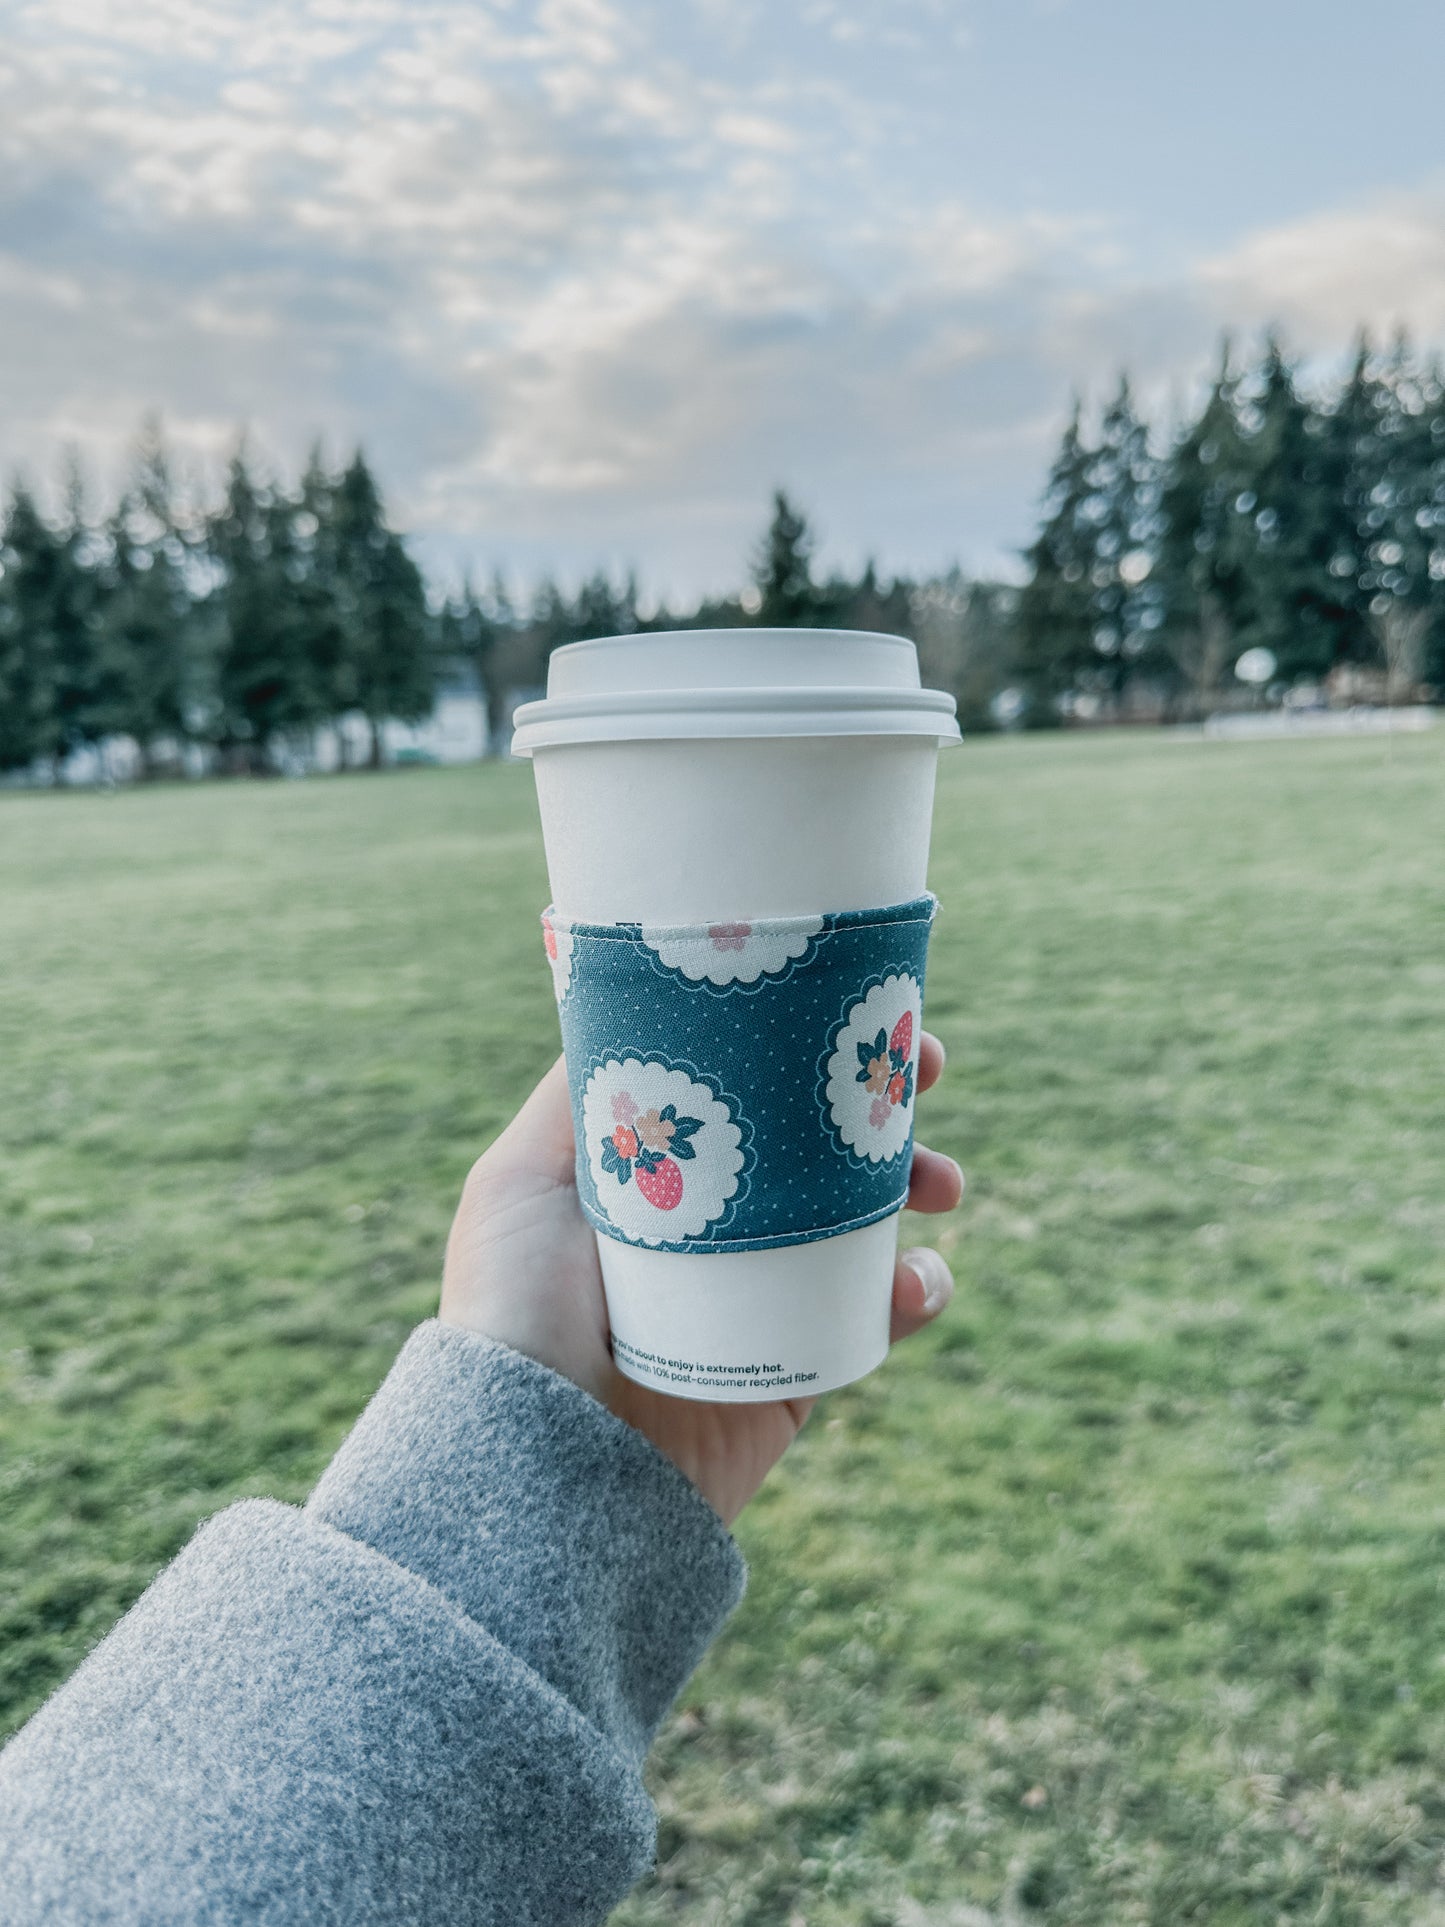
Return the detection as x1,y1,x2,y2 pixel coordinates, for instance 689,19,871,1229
308,1321,746,1757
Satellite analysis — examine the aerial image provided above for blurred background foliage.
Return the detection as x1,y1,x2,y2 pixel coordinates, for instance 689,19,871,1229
4,331,1443,785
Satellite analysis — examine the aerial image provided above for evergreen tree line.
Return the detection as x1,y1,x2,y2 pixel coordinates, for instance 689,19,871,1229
0,433,434,778
455,486,1017,750
0,440,1016,780
1015,333,1445,723
5,329,1440,781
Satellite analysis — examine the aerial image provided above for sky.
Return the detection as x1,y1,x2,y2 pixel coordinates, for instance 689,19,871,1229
4,0,1445,602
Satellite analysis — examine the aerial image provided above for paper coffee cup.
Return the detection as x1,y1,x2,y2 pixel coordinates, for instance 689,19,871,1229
512,628,959,1403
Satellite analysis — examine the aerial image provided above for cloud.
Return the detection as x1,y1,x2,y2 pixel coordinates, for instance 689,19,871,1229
1199,189,1445,350
2,0,1443,597
1,0,1086,584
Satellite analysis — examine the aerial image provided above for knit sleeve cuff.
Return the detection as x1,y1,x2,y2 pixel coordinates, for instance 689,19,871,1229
305,1320,746,1763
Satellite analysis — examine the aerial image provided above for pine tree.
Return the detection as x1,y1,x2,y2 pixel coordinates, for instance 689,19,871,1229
753,491,820,626
911,570,1018,732
1313,335,1386,672
0,477,104,774
838,558,914,639
528,576,578,667
478,571,516,742
293,448,352,741
436,575,502,747
1088,377,1160,695
1012,403,1099,723
332,452,433,768
683,589,750,631
1411,355,1445,692
50,459,106,763
1155,344,1254,711
437,579,484,669
574,562,643,639
208,451,317,771
96,428,196,774
0,485,61,773
1234,338,1345,680
1362,334,1440,692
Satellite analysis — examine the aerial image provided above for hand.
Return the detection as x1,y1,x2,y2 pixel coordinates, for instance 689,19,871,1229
441,1037,963,1525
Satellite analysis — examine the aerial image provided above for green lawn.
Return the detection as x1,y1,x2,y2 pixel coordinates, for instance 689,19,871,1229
4,730,1445,1924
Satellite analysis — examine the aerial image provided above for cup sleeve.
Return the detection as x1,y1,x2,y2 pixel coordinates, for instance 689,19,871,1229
539,895,939,1255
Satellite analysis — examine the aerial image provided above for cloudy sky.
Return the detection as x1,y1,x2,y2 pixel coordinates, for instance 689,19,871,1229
4,0,1445,600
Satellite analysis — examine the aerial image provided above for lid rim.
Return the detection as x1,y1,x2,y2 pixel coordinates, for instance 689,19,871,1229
515,685,957,724
512,701,961,756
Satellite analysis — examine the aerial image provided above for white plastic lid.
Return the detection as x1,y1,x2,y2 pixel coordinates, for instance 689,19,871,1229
510,628,961,754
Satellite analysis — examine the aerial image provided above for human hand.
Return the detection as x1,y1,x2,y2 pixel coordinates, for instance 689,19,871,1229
441,1037,963,1526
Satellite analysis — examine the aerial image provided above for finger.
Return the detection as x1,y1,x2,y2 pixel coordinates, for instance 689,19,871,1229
889,1246,954,1343
476,1055,577,1187
916,1030,945,1095
908,1143,965,1214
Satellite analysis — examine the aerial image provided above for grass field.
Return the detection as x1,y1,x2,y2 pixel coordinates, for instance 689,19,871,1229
4,729,1445,1923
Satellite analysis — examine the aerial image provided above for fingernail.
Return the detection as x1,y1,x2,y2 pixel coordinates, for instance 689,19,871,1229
904,1246,953,1315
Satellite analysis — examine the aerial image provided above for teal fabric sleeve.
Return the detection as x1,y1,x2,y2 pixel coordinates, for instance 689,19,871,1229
543,895,938,1254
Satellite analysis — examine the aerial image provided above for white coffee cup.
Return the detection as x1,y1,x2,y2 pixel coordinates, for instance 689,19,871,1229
511,628,959,1403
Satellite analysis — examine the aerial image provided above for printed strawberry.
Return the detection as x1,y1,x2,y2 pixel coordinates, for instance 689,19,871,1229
542,916,558,962
635,1156,684,1211
889,1011,913,1061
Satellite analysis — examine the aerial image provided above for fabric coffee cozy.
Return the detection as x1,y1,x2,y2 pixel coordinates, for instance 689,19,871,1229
541,895,938,1254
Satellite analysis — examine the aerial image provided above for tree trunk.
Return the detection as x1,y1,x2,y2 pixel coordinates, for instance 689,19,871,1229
367,717,383,769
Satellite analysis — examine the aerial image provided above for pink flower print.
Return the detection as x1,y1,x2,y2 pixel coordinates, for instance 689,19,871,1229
869,1094,893,1129
708,922,752,953
611,1090,638,1125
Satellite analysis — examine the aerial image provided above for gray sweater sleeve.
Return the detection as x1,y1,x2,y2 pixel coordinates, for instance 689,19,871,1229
0,1321,747,1925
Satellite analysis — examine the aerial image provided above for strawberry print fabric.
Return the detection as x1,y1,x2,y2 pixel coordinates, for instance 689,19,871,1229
542,895,938,1254
581,1058,748,1246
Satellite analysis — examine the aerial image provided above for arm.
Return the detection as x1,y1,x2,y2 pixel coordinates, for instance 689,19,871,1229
0,1049,960,1924
0,1323,744,1926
